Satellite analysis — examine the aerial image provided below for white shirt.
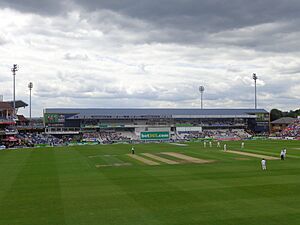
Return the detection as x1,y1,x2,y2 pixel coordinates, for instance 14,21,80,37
261,159,266,166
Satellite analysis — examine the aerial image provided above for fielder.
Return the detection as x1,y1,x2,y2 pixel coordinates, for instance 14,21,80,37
131,146,135,154
204,142,207,148
209,141,212,148
241,142,245,149
261,158,267,170
280,150,284,160
224,144,227,151
217,142,221,148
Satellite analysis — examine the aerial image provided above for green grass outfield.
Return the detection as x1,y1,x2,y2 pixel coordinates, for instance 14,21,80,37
0,140,300,225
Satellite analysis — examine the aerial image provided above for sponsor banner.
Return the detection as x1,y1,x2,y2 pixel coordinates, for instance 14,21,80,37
140,131,169,140
252,136,268,140
44,113,65,124
0,121,15,125
82,124,125,129
216,137,241,141
103,124,125,128
82,125,99,129
177,126,202,132
175,123,193,127
82,138,99,142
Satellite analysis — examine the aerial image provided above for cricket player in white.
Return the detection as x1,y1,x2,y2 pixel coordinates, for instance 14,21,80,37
280,150,284,160
209,142,212,148
131,146,135,154
217,142,221,148
204,142,207,148
241,142,244,149
261,158,267,170
283,149,287,159
224,144,227,151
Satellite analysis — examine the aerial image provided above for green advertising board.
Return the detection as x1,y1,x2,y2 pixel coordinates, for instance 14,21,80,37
140,132,170,140
44,113,65,124
44,113,59,123
175,123,193,127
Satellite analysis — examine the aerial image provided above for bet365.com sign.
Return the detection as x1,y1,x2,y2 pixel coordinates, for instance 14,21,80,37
140,132,170,140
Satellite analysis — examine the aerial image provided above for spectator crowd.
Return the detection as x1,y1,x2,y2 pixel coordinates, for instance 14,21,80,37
281,119,300,138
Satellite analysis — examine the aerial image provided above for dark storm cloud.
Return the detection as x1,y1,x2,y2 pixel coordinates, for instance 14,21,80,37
0,0,68,15
74,0,300,32
4,0,300,32
71,0,300,51
1,0,300,114
2,0,300,50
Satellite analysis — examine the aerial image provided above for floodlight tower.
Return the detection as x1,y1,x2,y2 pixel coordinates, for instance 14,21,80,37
253,73,258,109
11,64,18,118
199,86,205,109
28,82,33,122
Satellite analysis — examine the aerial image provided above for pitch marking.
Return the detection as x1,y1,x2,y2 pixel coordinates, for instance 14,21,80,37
127,154,160,165
169,143,188,147
226,150,279,160
161,152,213,164
142,153,180,164
95,163,131,168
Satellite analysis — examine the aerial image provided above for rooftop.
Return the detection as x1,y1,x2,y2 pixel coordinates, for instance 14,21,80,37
44,108,268,119
271,117,297,124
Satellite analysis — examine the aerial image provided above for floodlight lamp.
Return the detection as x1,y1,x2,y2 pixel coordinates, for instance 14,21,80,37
11,64,19,73
253,73,258,80
28,82,33,89
199,86,205,93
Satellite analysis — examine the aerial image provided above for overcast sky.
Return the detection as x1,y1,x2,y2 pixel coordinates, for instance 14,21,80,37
0,0,299,116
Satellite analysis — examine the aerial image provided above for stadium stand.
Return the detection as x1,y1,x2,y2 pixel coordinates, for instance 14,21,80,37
43,108,269,142
280,119,300,138
17,133,63,146
270,117,297,133
1,106,271,147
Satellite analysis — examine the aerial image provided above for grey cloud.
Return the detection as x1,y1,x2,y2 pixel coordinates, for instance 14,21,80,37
0,37,7,45
1,0,300,115
35,78,196,103
0,33,9,45
5,0,300,32
64,53,89,61
70,0,300,52
74,0,300,31
3,0,300,51
0,0,68,15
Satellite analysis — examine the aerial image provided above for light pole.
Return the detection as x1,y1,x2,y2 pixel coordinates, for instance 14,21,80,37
28,82,33,122
11,64,18,118
253,73,258,109
199,86,205,109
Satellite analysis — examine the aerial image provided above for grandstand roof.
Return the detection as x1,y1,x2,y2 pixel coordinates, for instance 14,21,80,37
5,100,28,108
17,115,28,122
0,102,13,110
271,117,297,124
44,108,268,119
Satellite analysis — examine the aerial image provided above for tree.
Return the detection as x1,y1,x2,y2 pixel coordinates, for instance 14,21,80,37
270,108,300,121
270,109,283,121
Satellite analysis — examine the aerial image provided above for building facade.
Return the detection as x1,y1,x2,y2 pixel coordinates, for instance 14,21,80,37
43,108,270,138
